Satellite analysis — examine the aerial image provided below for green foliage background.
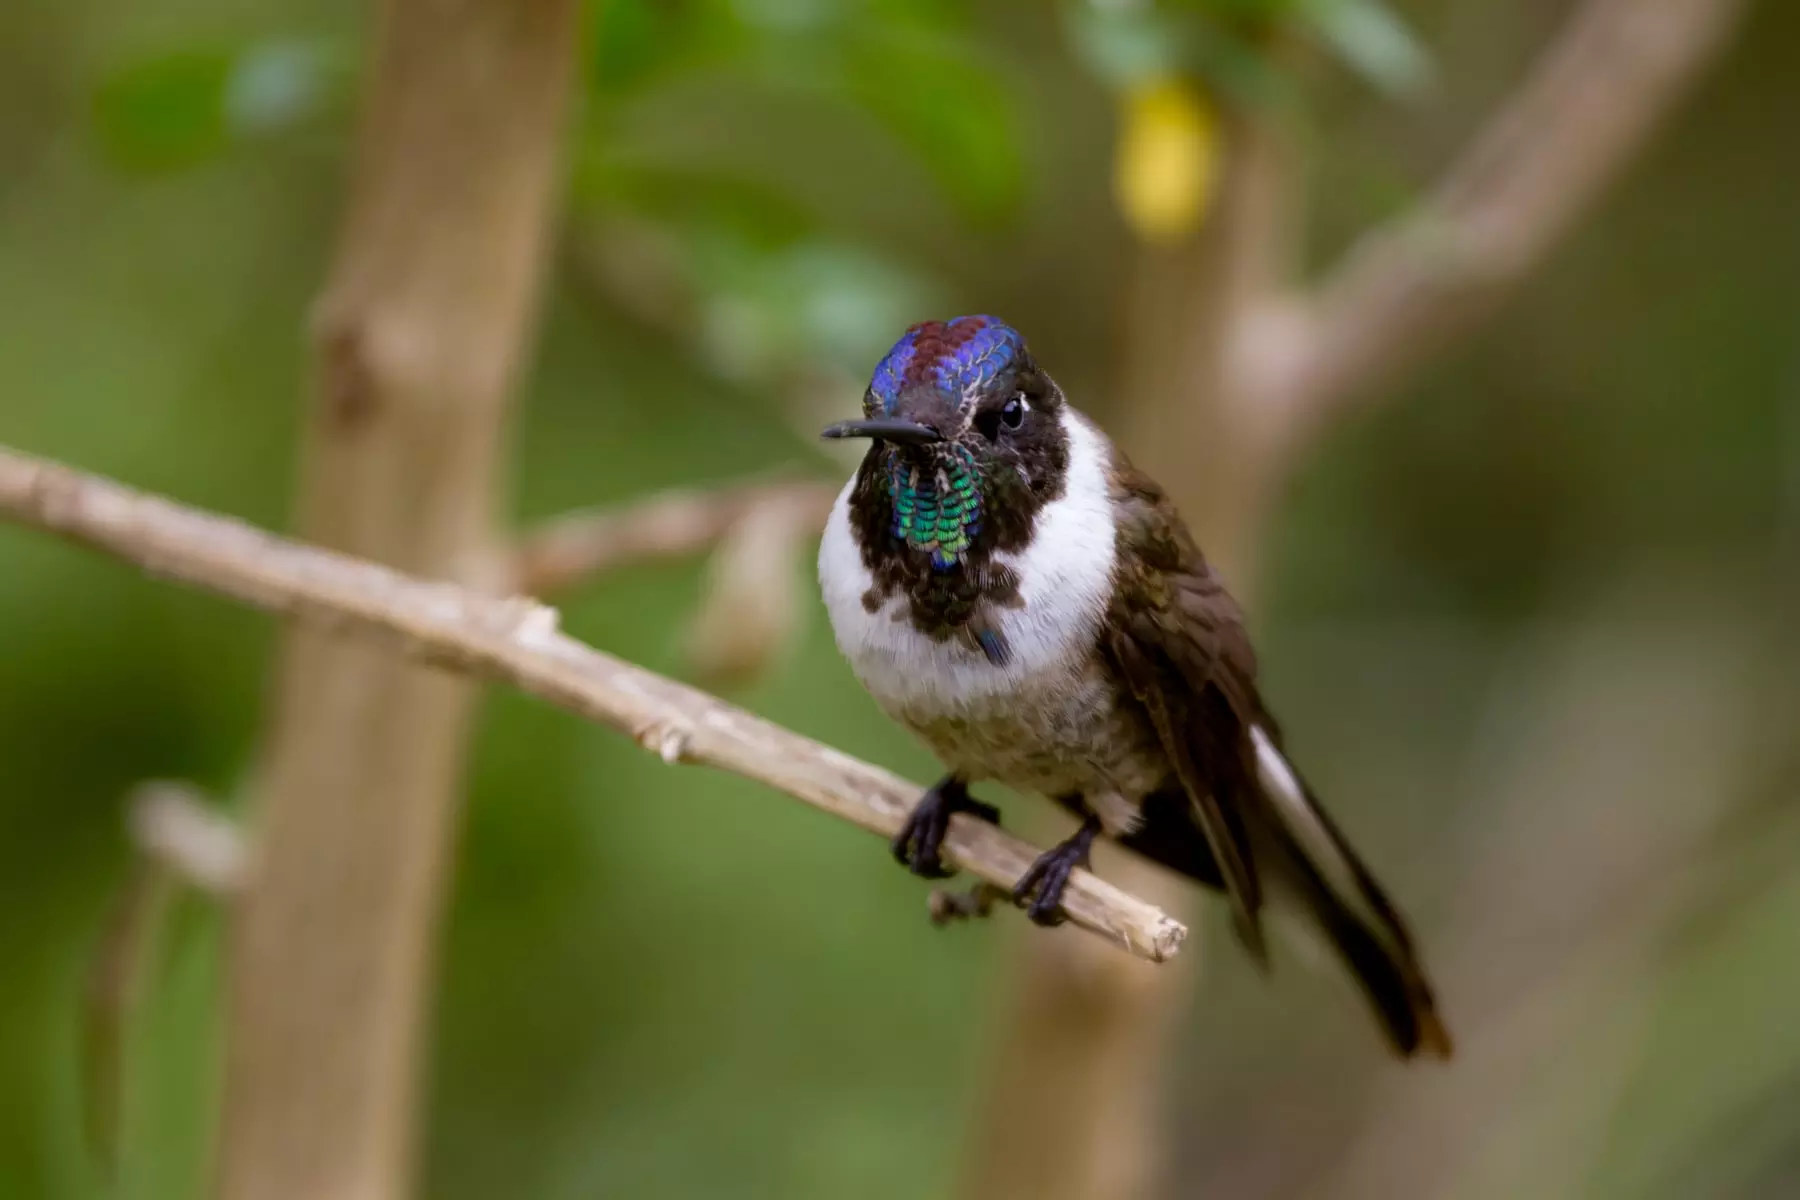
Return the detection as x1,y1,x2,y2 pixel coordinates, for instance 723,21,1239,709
1,1,1797,1197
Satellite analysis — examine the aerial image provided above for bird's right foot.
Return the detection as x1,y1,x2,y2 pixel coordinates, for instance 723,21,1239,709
1012,815,1101,926
892,776,999,879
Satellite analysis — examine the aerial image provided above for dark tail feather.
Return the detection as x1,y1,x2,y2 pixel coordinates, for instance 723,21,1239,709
1249,726,1453,1060
1301,864,1453,1059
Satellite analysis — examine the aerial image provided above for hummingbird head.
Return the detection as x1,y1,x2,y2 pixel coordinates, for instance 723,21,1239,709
823,315,1070,570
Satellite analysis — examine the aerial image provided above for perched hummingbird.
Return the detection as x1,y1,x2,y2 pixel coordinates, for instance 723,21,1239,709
817,315,1451,1059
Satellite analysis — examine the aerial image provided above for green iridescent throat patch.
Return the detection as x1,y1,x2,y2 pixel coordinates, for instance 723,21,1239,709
887,447,982,570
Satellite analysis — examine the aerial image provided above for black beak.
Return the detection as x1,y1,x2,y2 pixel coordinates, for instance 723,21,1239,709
820,418,942,446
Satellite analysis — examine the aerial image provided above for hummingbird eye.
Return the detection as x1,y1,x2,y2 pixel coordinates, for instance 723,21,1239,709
974,394,1028,441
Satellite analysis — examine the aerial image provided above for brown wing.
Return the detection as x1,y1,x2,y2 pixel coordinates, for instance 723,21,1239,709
1101,462,1269,963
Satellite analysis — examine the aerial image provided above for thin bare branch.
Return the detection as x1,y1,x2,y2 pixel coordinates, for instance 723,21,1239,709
513,478,840,597
1243,0,1748,429
681,494,812,684
0,446,1187,963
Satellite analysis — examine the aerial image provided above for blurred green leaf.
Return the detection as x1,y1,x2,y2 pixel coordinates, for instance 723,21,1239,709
689,233,941,382
840,32,1024,222
1065,4,1190,89
1185,18,1294,105
93,40,340,172
1063,1,1293,107
734,0,838,34
589,0,717,97
587,0,1023,223
93,50,235,170
767,240,943,368
1296,0,1432,96
1067,0,1426,103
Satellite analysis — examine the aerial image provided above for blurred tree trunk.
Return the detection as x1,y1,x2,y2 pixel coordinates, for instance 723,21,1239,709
961,113,1294,1200
216,3,577,1198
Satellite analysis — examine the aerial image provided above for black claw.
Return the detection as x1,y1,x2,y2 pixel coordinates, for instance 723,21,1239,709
1012,817,1101,927
892,777,997,879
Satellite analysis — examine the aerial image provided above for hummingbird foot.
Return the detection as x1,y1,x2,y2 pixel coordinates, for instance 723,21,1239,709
892,775,1000,879
1012,815,1102,927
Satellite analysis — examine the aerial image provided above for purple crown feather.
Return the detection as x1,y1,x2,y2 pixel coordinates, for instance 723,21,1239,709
868,315,1024,414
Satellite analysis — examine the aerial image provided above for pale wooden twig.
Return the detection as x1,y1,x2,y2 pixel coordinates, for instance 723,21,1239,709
0,445,1187,963
513,478,839,597
1240,0,1749,431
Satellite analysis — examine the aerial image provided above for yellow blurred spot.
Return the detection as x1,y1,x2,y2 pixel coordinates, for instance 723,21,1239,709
1114,77,1219,245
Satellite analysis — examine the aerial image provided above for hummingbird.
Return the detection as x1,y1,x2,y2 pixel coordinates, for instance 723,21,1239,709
817,315,1451,1059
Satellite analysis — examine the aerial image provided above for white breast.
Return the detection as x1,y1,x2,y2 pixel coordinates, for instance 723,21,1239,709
817,408,1118,715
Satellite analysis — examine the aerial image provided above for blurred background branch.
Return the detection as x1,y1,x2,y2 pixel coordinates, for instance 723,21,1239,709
514,477,837,597
1242,0,1752,437
515,476,840,685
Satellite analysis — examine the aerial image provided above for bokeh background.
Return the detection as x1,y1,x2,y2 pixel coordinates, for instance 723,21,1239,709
2,1,1798,1197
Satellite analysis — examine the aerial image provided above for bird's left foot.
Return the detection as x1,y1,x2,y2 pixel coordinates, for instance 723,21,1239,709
893,775,1000,879
1012,816,1102,927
